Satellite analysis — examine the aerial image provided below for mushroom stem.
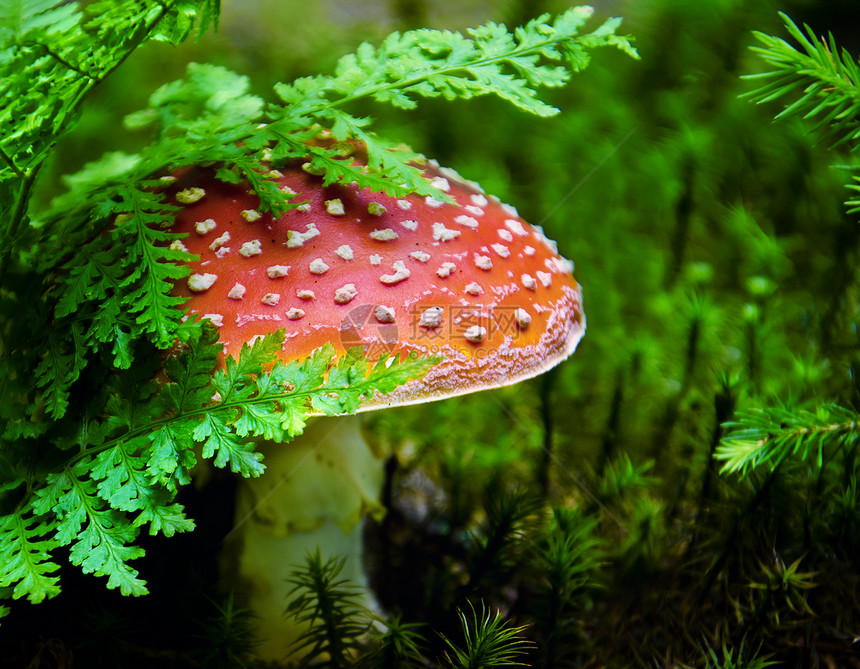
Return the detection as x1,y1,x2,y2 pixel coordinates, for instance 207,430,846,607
223,414,386,661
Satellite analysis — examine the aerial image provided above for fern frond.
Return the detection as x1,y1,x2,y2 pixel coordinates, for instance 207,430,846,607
0,511,61,604
32,463,148,596
268,7,636,202
0,0,218,267
1,329,435,606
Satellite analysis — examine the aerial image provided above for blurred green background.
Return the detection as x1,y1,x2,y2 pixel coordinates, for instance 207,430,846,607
20,0,860,666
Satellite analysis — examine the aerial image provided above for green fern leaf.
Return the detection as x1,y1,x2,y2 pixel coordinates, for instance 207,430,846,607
194,413,266,477
0,512,61,604
33,464,148,596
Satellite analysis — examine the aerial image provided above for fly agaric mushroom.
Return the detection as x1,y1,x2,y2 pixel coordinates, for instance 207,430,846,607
165,146,584,660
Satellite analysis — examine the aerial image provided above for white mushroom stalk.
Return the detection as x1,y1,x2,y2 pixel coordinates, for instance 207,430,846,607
165,146,585,661
224,415,384,659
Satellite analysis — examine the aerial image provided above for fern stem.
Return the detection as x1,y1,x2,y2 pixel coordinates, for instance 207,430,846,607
0,170,39,280
0,145,24,179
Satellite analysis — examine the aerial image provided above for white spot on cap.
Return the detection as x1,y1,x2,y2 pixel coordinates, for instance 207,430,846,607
524,245,536,257
370,228,398,242
159,175,177,183
228,283,246,299
400,219,418,231
281,185,297,196
429,176,450,192
370,254,382,266
368,202,387,216
375,305,395,323
537,271,552,287
325,199,345,216
474,255,493,271
465,282,483,296
454,215,479,229
439,166,463,183
285,223,320,248
553,256,575,274
491,243,511,258
195,218,217,235
497,229,514,242
241,209,262,222
471,193,488,207
267,169,284,179
533,225,559,254
215,247,231,258
521,273,537,290
297,203,312,212
209,231,231,251
239,240,263,257
504,219,528,237
432,222,460,242
188,273,217,292
419,307,443,328
515,308,532,328
425,195,445,208
267,265,291,278
176,187,205,204
335,284,358,304
309,258,329,274
437,262,456,278
396,199,412,210
380,261,410,285
410,251,430,263
464,325,487,343
297,289,316,300
336,245,354,260
286,308,306,320
169,240,188,253
501,202,519,218
203,313,224,327
465,205,484,217
261,293,281,306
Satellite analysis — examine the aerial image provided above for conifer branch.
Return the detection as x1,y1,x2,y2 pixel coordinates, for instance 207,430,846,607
715,403,860,477
743,12,860,149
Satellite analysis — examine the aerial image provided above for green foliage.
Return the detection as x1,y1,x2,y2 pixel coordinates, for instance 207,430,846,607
10,0,860,667
1,327,436,606
529,506,602,668
441,602,534,669
690,639,776,669
716,403,860,477
744,13,860,150
285,551,368,665
285,552,534,669
0,0,636,630
0,0,218,255
194,594,258,668
362,614,427,669
0,511,61,604
359,3,860,667
744,13,860,220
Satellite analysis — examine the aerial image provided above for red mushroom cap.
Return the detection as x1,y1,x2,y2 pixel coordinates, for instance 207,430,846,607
166,150,585,409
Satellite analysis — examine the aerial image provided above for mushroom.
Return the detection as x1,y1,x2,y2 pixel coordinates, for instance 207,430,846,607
166,148,585,660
